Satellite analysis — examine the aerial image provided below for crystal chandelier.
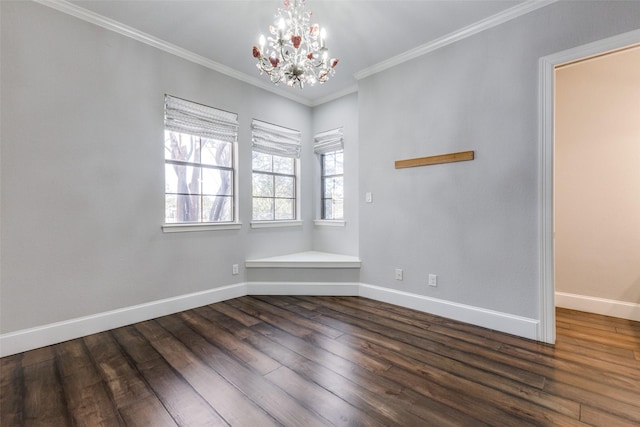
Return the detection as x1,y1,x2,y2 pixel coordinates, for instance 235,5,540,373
252,0,338,88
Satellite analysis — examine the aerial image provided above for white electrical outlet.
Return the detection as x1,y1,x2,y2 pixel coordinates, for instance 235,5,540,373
395,268,403,281
232,264,239,275
428,274,437,287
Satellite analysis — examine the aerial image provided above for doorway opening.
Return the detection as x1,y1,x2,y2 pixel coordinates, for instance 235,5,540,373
538,29,640,344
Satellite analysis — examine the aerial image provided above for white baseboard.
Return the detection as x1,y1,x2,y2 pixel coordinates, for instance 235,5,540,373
555,292,640,322
1,281,540,357
0,283,247,357
359,284,540,340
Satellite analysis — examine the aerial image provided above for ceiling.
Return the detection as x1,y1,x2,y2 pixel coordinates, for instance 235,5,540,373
64,0,530,105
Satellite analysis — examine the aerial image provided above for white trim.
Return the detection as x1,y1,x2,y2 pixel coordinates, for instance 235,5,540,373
309,84,359,107
246,282,360,296
0,281,542,357
34,0,553,108
360,284,539,340
355,0,556,81
33,0,313,107
250,220,303,229
162,222,242,233
538,48,556,344
556,292,640,322
313,220,346,227
538,28,640,345
0,283,247,357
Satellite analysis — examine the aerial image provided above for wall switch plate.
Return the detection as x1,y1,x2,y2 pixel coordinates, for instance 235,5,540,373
365,192,373,203
232,264,239,275
428,274,437,287
395,268,403,281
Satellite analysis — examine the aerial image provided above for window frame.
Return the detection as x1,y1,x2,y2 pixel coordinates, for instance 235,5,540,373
250,119,302,228
319,149,344,221
162,95,240,232
251,151,301,225
313,127,344,226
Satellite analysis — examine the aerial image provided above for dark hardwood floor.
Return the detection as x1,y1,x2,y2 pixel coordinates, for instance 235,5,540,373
2,296,639,426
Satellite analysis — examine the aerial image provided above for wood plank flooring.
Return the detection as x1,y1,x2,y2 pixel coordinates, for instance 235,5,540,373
2,296,639,426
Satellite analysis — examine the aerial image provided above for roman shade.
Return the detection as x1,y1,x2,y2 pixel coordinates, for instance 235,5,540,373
164,95,238,143
251,119,302,158
313,127,344,154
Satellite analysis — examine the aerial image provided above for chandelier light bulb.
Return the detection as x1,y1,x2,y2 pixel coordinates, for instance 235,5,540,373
258,34,266,53
252,0,338,88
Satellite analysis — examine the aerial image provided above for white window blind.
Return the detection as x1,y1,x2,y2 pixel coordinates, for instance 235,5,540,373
252,119,301,159
314,127,343,154
165,95,238,143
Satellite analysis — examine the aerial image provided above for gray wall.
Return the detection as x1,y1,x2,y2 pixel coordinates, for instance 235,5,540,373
311,93,359,256
0,1,314,333
358,0,640,319
3,0,640,335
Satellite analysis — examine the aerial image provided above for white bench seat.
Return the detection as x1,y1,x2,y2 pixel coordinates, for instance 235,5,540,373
245,251,361,269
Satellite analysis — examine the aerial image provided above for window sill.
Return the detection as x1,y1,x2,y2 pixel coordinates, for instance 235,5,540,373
162,222,242,233
251,220,303,229
314,220,346,227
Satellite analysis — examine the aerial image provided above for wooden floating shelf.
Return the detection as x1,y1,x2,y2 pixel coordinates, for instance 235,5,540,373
395,150,474,169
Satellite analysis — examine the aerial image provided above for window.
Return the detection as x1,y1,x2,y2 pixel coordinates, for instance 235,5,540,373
320,150,344,220
252,152,296,220
314,128,344,220
251,120,301,222
164,95,238,224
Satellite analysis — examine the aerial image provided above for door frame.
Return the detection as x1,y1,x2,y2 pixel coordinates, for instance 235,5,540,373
537,29,640,344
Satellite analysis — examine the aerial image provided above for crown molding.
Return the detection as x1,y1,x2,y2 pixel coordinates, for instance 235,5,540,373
354,0,557,81
34,0,555,107
309,83,359,107
33,0,314,107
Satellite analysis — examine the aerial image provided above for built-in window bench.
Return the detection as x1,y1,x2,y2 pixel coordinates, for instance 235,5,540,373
245,251,361,294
